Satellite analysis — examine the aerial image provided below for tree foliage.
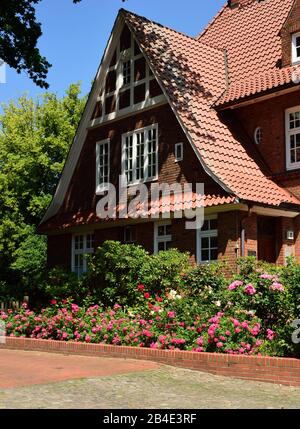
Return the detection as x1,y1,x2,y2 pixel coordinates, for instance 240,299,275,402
0,83,86,296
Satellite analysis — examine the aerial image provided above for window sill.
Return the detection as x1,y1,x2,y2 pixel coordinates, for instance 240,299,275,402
286,163,300,172
124,177,159,188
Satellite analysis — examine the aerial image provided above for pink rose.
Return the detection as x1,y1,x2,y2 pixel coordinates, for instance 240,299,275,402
244,283,256,296
269,282,284,292
228,280,243,290
267,329,275,341
196,337,204,346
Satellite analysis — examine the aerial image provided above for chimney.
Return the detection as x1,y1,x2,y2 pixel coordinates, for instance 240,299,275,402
227,0,256,8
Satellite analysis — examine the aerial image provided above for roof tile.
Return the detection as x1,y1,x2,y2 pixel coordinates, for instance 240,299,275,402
123,9,300,208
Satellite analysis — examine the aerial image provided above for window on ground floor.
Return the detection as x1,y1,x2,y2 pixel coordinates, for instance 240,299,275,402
123,226,136,244
197,215,218,263
154,221,172,253
72,233,94,277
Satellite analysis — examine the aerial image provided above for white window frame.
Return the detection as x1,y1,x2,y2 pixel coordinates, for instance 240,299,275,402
90,27,165,128
154,221,172,254
175,142,184,162
122,59,131,87
96,139,110,193
71,233,94,277
197,215,218,264
292,32,300,64
285,106,300,170
121,124,158,185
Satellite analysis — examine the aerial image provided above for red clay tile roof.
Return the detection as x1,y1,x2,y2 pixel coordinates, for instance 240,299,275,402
122,9,300,208
215,64,300,107
39,194,236,232
199,0,299,106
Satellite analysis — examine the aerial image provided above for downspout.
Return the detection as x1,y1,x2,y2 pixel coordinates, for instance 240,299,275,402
239,204,253,272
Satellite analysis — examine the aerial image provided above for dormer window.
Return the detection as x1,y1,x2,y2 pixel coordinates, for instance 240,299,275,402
292,32,300,64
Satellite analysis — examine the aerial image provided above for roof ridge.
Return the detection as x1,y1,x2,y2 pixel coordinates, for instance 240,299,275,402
121,8,224,55
120,8,196,41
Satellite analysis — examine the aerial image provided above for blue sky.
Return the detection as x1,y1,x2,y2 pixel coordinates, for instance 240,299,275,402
0,0,225,106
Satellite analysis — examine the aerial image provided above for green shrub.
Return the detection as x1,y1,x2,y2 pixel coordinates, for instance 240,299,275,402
180,262,227,316
141,248,189,293
85,241,151,306
41,267,88,305
84,241,189,307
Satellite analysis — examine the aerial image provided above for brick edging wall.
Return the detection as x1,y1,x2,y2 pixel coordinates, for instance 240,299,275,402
1,337,300,387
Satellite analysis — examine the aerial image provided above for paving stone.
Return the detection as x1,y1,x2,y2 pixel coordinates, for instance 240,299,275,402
1,366,300,409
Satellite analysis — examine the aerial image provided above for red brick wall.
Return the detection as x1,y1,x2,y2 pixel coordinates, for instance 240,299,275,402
94,226,123,248
281,0,300,67
218,211,239,269
234,91,300,176
47,234,72,269
60,104,228,215
94,223,155,254
171,219,196,263
2,337,300,387
293,214,300,260
276,217,295,265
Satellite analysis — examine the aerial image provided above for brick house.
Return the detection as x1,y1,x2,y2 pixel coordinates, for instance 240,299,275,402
38,0,300,275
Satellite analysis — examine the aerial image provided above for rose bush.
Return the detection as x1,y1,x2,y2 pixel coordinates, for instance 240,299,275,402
1,255,300,357
0,285,278,356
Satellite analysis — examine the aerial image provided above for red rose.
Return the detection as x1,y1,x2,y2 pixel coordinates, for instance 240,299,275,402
144,292,150,299
156,296,163,302
50,299,57,305
137,284,145,291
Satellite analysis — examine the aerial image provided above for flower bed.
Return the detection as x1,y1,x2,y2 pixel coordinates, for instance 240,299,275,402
0,284,282,356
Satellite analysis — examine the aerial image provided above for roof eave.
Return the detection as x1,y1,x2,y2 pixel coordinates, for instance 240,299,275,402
214,81,300,111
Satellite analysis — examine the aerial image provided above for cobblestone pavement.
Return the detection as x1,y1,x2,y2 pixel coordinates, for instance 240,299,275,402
1,365,300,409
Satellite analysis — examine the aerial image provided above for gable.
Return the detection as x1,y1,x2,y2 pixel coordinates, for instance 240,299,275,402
40,15,167,225
89,23,166,127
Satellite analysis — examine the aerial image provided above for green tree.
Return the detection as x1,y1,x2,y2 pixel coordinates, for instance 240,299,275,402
0,83,86,298
0,0,127,88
